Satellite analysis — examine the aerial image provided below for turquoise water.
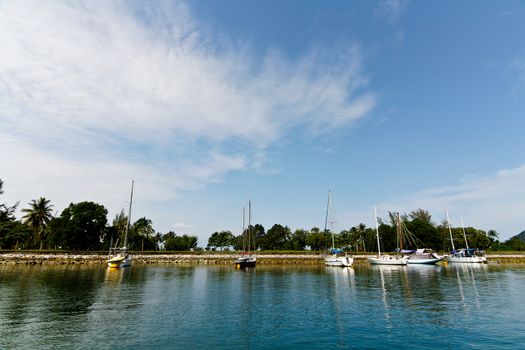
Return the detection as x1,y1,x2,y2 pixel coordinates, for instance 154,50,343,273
1,263,524,349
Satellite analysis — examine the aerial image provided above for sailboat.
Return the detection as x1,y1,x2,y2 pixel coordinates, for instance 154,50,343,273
406,248,443,265
368,207,408,265
107,181,134,268
234,200,257,269
445,209,487,264
392,212,443,265
323,190,353,267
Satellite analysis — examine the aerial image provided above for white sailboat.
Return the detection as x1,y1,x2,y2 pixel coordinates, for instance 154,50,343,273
368,207,407,265
392,212,443,265
324,190,353,267
234,200,257,269
107,181,133,268
445,209,487,264
406,248,443,265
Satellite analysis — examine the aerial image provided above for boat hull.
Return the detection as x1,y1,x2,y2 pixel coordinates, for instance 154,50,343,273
120,257,132,267
325,255,353,267
234,256,257,269
368,255,408,265
407,257,443,265
446,256,486,264
107,256,132,268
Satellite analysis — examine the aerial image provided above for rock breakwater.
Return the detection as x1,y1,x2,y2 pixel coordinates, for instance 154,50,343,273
1,253,525,265
0,253,326,265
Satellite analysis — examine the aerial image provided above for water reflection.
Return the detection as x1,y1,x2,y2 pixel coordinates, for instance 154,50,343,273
446,263,487,312
379,266,392,327
0,265,107,349
1,264,524,350
325,266,356,347
370,265,409,328
104,266,126,284
0,266,32,325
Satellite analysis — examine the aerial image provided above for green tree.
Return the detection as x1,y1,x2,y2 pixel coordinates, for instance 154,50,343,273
265,224,291,250
377,221,397,252
21,197,54,249
287,229,308,250
51,202,108,250
164,231,198,251
0,180,17,220
404,218,440,250
3,221,32,250
500,237,525,251
0,179,19,249
306,227,329,251
250,224,265,250
231,234,243,250
486,230,499,249
409,209,433,225
101,225,118,250
346,223,370,252
465,227,492,250
207,231,221,250
133,217,155,251
208,230,234,250
154,232,163,250
112,209,128,247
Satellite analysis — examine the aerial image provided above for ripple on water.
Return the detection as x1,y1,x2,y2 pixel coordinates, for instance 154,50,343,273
1,264,525,349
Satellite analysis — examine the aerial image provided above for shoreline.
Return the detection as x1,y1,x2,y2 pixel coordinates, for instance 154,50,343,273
1,253,525,265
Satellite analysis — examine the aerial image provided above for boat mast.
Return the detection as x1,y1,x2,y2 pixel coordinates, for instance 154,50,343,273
460,216,470,250
397,212,403,251
124,180,134,248
248,199,252,255
375,206,381,256
242,206,246,252
324,190,330,232
324,190,335,251
445,207,455,251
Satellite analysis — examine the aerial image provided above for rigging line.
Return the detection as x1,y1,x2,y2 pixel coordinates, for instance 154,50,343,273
399,218,428,249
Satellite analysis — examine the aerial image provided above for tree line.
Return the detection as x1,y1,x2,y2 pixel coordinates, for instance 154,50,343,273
1,179,522,252
0,179,197,251
208,208,516,252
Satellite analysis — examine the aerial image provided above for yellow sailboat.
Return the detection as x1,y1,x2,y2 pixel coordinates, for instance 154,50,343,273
107,181,134,268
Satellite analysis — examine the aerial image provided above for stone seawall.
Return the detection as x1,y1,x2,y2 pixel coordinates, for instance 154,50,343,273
0,253,324,265
2,253,525,265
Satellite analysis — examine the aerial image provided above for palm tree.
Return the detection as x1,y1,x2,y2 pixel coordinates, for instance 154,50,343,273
21,197,54,249
409,209,434,225
0,179,18,222
154,232,163,251
112,209,128,247
133,217,154,251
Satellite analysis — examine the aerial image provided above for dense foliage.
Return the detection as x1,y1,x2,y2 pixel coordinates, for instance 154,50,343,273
0,179,198,251
209,209,508,253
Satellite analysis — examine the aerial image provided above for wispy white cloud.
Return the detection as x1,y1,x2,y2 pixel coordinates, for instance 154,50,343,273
338,165,525,240
376,165,525,239
0,1,375,235
173,222,194,231
0,1,374,147
509,58,525,94
376,0,409,24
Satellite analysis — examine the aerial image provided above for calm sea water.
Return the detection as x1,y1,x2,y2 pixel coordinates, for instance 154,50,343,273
1,263,524,349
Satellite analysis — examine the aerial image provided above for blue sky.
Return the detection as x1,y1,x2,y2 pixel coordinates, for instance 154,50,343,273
1,0,524,245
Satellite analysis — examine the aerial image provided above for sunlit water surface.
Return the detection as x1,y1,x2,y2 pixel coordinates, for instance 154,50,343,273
1,263,524,349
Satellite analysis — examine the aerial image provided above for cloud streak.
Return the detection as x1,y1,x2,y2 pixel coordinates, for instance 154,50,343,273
376,0,409,24
0,1,375,235
377,165,525,239
510,58,525,94
0,1,374,147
